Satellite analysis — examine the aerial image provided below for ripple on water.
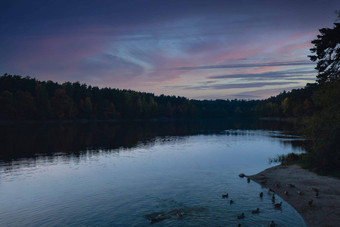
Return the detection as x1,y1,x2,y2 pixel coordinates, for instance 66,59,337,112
0,131,306,226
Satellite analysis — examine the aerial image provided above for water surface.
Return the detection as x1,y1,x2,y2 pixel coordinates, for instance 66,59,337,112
0,120,306,226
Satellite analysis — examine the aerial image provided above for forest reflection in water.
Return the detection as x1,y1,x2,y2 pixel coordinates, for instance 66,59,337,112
0,119,303,162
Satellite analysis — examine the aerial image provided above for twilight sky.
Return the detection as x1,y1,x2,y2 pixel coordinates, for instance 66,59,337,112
1,0,339,99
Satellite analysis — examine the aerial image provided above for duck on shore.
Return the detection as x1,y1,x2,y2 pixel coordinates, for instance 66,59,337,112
287,183,295,188
267,188,275,194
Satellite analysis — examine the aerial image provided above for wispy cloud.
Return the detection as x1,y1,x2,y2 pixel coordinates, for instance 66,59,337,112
171,61,314,71
166,81,298,90
208,69,316,80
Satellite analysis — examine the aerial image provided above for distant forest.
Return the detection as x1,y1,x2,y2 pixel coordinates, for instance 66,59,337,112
0,73,318,120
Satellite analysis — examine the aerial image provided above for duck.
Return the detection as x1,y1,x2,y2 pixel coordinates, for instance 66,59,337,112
269,220,276,227
274,202,282,209
308,199,313,207
230,199,234,204
251,208,260,214
247,178,250,183
274,183,280,188
237,212,245,219
237,224,242,227
271,194,275,202
259,192,263,198
284,191,289,196
287,183,295,188
315,191,319,198
176,210,183,217
150,217,168,223
222,193,228,198
297,190,303,195
267,188,275,194
312,187,319,192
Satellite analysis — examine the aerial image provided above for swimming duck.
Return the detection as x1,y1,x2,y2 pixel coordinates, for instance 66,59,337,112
274,202,282,209
247,178,250,183
150,217,168,223
269,220,276,227
315,191,319,198
284,191,289,196
274,183,280,188
237,212,245,219
271,194,275,202
230,199,234,204
176,210,183,217
312,187,319,192
251,208,260,214
222,193,228,198
259,192,263,198
297,190,303,196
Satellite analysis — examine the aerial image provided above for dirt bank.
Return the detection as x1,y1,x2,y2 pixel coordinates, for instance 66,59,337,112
248,165,340,227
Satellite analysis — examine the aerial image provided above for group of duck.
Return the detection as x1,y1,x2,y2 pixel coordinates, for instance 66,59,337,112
266,181,318,208
228,173,320,226
220,173,290,227
221,190,279,227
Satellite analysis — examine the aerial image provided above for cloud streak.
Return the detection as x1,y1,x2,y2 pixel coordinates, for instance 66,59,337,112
171,61,314,71
167,81,298,90
208,70,316,80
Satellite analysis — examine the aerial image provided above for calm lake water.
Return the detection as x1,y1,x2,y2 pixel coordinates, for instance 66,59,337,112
0,120,306,226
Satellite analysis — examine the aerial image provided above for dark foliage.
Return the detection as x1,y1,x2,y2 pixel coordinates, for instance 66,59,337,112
309,12,340,84
0,74,260,120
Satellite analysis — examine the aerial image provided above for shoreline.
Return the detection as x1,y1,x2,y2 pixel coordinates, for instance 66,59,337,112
248,164,340,227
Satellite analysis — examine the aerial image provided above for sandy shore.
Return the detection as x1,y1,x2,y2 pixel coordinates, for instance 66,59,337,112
248,165,340,227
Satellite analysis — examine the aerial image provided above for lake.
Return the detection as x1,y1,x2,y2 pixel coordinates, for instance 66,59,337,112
0,120,306,226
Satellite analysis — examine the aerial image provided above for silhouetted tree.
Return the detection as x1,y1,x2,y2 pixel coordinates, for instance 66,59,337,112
309,12,340,84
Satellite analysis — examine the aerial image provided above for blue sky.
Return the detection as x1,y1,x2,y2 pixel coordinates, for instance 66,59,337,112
1,0,339,99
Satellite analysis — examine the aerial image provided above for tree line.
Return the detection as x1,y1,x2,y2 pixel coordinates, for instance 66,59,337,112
0,73,323,121
0,74,262,120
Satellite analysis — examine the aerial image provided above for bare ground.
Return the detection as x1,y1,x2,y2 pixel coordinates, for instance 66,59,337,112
248,164,340,227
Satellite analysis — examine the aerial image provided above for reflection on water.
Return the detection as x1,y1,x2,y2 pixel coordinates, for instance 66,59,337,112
0,119,306,226
0,119,302,161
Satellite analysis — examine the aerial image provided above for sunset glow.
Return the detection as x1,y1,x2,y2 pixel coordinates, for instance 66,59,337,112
1,0,338,99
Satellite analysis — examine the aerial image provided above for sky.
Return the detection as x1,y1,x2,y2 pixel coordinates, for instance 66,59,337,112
1,0,339,100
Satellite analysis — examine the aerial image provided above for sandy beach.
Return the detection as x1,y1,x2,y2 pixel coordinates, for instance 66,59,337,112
249,165,340,227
